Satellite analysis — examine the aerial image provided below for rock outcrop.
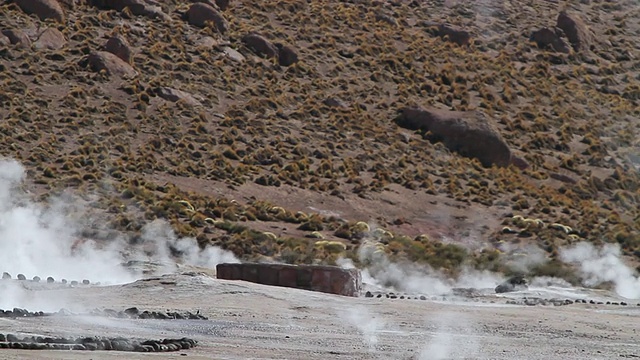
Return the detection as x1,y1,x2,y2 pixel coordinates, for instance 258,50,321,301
530,27,571,53
395,107,513,168
16,0,65,23
556,11,592,52
185,3,228,33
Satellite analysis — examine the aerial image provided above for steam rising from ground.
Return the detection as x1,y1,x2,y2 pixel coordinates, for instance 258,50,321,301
0,158,238,310
338,236,502,295
560,242,640,299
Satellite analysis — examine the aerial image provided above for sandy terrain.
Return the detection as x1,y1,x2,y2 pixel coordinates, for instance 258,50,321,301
1,273,639,360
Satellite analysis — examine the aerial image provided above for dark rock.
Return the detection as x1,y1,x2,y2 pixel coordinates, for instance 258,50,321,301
61,279,67,284
420,295,427,300
495,275,528,294
16,0,65,23
112,339,135,351
142,340,161,352
84,51,137,77
530,27,570,53
395,107,512,168
365,291,373,298
70,280,79,286
124,307,139,316
6,334,20,342
17,274,26,280
32,276,41,282
556,11,592,52
1,30,31,48
424,22,471,46
104,34,132,63
1,272,10,279
34,28,67,50
47,276,55,283
242,33,278,59
276,43,299,66
0,334,5,342
88,0,169,20
185,3,228,33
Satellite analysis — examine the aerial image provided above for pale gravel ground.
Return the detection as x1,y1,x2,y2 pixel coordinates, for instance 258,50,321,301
1,273,639,360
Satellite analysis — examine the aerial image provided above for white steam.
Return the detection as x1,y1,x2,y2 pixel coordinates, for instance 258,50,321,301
0,158,238,310
418,311,480,360
560,242,640,299
342,305,385,353
338,229,503,295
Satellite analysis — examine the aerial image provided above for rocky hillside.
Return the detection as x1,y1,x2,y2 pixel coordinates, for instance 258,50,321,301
1,0,639,279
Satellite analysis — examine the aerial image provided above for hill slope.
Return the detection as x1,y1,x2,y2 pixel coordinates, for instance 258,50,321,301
0,0,639,280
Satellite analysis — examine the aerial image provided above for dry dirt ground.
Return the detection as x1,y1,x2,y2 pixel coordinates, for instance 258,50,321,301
1,272,639,360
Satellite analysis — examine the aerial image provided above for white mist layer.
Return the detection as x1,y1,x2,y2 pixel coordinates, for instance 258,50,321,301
338,235,503,295
0,158,239,310
560,242,640,299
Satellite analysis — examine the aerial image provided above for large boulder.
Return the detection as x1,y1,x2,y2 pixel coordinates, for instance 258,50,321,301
556,11,592,52
495,275,528,293
395,107,512,168
530,27,570,53
85,51,137,77
16,0,65,23
88,0,169,20
423,22,471,46
34,28,66,50
1,29,31,48
242,33,278,59
104,34,132,63
185,3,228,33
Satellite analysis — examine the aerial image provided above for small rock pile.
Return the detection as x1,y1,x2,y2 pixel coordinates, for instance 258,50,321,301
91,307,208,320
0,307,208,320
0,308,50,318
0,334,197,352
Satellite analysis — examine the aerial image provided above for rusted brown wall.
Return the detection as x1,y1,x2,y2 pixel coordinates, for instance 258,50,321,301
216,263,362,297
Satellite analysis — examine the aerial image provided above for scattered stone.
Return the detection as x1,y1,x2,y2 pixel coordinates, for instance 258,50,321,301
323,97,349,108
185,3,228,33
82,279,90,285
61,279,67,284
242,33,278,59
275,43,299,66
0,333,197,352
104,34,132,64
32,276,41,282
84,51,137,77
88,0,169,20
70,280,79,286
375,12,398,26
364,291,373,298
556,10,592,52
17,274,26,281
495,275,528,294
155,87,202,106
395,106,512,168
1,272,10,280
15,0,65,23
46,277,55,283
1,29,31,48
221,47,245,63
530,27,570,53
33,27,66,50
423,21,471,46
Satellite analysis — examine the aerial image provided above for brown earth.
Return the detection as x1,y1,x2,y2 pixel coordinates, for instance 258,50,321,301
0,0,639,278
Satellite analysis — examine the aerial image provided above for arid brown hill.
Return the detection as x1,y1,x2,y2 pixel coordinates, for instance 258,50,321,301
0,0,638,279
